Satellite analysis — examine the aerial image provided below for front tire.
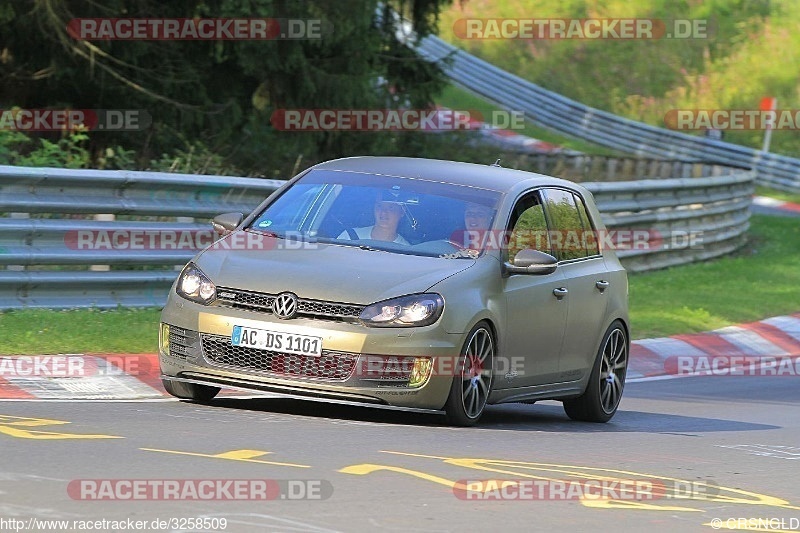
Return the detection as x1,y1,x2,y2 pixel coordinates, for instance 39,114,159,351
162,379,220,403
444,322,494,426
563,321,628,423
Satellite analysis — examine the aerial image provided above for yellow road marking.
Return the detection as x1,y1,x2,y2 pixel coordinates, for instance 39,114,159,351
0,415,121,440
213,449,273,460
339,464,460,489
375,451,800,512
0,415,70,426
338,463,517,492
140,448,310,468
582,499,702,512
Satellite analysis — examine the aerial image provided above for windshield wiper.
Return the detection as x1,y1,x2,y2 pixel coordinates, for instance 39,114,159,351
332,241,385,252
247,228,283,239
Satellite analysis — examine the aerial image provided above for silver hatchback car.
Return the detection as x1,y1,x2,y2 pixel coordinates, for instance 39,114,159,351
159,157,629,425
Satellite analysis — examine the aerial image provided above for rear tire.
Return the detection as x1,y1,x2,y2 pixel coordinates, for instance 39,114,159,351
162,379,220,403
563,321,628,423
444,322,494,426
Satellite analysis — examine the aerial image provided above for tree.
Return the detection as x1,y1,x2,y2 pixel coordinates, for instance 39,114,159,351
0,0,452,174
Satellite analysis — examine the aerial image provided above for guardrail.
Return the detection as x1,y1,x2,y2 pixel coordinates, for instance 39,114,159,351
591,172,753,272
416,35,800,193
0,160,754,309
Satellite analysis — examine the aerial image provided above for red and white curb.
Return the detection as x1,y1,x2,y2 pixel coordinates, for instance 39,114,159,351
0,354,162,400
628,313,800,382
753,196,800,214
1,313,798,400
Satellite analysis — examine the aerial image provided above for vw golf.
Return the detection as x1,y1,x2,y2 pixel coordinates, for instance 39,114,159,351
159,157,629,425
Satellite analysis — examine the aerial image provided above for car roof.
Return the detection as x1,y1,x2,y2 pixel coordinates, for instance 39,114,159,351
309,156,583,193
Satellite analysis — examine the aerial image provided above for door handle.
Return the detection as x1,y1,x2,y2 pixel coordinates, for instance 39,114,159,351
595,280,610,292
553,287,568,300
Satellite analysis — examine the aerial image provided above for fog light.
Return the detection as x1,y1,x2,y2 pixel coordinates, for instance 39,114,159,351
159,323,170,357
408,357,432,388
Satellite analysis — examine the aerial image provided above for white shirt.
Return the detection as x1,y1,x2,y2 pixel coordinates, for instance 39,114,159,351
338,226,409,245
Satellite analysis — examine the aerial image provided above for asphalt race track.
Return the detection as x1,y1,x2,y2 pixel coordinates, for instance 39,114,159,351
1,373,799,532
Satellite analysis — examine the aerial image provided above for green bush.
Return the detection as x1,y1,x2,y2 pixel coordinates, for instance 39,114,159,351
0,129,135,169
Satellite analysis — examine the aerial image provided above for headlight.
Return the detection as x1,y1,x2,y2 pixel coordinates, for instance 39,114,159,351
176,263,216,304
359,293,444,328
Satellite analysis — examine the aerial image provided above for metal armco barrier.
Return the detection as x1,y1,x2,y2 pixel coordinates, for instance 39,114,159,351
0,165,283,216
415,35,800,193
0,160,753,309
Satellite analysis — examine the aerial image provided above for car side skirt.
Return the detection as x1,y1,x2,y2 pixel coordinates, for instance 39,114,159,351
488,380,586,405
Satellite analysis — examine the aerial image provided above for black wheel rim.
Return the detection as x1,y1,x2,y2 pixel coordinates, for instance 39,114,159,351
599,328,627,414
460,328,493,419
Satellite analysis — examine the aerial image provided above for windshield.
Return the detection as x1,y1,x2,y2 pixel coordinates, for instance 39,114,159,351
248,169,503,258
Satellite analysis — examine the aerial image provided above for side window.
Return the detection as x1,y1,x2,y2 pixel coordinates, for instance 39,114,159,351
573,193,600,256
506,193,550,263
542,189,587,261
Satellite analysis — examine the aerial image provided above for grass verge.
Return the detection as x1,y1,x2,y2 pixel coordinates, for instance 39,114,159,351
628,214,800,339
0,215,797,353
0,308,160,354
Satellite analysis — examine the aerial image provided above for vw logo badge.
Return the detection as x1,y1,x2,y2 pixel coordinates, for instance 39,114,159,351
273,292,298,319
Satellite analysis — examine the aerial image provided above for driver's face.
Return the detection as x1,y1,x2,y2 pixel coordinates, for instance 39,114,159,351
374,201,403,229
464,205,492,230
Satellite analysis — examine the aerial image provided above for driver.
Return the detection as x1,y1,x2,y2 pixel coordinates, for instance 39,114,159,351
338,192,410,244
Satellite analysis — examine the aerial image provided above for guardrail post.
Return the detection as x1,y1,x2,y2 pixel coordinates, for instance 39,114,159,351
621,159,634,180
6,213,29,271
89,214,115,272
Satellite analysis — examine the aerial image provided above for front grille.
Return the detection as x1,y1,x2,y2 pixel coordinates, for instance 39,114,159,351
168,326,199,361
201,334,357,381
298,300,362,318
215,287,363,322
358,356,414,386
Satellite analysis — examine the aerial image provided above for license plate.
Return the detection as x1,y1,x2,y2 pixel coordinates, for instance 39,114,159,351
231,326,322,357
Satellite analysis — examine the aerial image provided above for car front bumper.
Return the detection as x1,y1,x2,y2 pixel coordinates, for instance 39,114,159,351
159,293,463,410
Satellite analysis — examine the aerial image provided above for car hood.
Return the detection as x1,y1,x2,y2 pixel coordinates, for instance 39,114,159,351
194,233,475,304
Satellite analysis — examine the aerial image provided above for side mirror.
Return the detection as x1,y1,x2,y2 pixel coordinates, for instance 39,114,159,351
504,249,558,275
211,212,244,236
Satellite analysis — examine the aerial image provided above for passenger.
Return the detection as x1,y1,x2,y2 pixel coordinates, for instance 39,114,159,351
460,202,494,250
